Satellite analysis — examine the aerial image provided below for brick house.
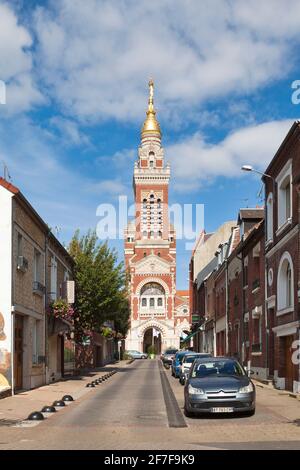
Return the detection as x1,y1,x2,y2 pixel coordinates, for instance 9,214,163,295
0,177,75,395
237,221,266,380
263,121,300,393
46,235,75,383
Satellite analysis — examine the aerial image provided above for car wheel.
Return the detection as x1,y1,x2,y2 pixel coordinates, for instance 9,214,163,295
184,405,194,418
180,377,185,386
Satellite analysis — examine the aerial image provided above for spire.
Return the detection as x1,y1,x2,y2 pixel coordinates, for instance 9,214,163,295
141,79,161,140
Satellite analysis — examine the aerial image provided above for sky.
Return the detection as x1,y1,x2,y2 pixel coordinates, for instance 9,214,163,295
1,0,300,289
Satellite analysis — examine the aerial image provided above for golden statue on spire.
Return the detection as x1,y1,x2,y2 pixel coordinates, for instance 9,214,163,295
141,79,161,138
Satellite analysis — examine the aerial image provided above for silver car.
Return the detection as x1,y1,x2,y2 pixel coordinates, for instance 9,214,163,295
184,357,256,417
179,353,212,385
126,350,148,359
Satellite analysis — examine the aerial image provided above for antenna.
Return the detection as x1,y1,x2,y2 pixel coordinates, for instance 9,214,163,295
54,226,61,239
256,184,264,202
1,161,12,181
241,198,249,208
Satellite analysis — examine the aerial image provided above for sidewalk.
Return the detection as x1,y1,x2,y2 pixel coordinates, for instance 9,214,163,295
0,361,129,423
253,379,300,401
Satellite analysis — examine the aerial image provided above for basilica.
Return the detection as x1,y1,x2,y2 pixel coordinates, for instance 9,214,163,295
124,81,190,354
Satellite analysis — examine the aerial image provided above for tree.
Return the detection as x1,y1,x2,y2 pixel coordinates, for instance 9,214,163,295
68,230,130,342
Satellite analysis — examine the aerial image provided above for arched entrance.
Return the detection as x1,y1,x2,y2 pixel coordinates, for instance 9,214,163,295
143,327,162,355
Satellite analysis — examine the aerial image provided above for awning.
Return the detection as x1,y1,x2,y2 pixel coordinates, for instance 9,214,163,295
181,330,199,343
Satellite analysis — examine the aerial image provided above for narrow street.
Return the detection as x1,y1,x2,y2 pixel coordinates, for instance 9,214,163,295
0,360,300,450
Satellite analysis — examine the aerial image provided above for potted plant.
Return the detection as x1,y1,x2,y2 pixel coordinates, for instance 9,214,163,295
147,345,156,359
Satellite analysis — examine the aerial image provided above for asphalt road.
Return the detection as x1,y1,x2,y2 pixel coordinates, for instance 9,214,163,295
1,359,300,450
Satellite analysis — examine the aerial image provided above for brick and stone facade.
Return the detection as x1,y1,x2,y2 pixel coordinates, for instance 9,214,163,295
125,81,189,353
0,178,75,395
264,122,300,393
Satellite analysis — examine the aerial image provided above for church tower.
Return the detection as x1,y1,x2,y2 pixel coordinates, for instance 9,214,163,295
124,81,190,354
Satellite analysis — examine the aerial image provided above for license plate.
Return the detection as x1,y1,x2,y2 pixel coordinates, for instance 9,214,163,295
211,407,234,413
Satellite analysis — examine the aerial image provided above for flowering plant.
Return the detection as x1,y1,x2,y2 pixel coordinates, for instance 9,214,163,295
100,326,113,338
49,299,74,322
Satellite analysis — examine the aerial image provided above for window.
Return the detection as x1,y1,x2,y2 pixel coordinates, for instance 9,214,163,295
17,233,23,257
252,316,262,352
149,160,154,168
150,298,155,308
50,257,57,301
277,252,294,311
142,231,147,238
277,162,292,229
266,193,273,242
142,298,147,307
157,298,163,307
286,263,292,307
34,250,42,283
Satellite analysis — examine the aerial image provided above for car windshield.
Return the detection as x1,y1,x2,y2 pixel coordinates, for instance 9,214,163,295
191,360,246,378
177,352,187,363
165,349,177,355
184,356,199,364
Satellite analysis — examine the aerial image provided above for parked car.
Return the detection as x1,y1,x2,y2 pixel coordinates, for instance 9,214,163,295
184,357,256,417
171,350,192,378
126,350,148,359
179,353,212,385
161,348,178,365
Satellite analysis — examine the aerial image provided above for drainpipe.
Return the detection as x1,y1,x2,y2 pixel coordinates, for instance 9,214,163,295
225,259,229,356
236,252,244,365
11,205,15,396
44,231,49,385
11,308,15,396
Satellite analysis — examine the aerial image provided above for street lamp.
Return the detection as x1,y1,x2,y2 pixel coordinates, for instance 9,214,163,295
241,165,273,180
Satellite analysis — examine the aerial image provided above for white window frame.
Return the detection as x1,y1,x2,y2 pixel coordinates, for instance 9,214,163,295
276,159,292,234
266,192,273,243
34,249,42,283
50,256,57,301
277,251,294,315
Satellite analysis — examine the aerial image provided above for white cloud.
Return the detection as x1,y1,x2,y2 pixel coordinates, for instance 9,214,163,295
49,116,90,147
0,116,119,237
0,2,43,113
166,119,295,191
32,0,300,124
86,179,128,196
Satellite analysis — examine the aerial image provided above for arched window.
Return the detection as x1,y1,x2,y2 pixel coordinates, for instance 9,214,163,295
141,283,165,296
277,252,294,311
140,282,166,312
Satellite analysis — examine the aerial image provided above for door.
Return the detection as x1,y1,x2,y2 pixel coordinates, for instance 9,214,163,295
285,335,294,391
14,315,23,390
96,346,102,366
